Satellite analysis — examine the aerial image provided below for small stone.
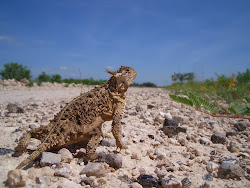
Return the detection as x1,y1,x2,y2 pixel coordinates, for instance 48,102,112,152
202,173,213,181
54,167,71,178
181,177,191,188
131,182,143,188
81,176,95,186
160,176,181,188
36,176,51,185
163,118,179,127
80,162,109,177
147,104,155,109
155,167,167,178
226,130,237,137
199,137,211,145
143,117,154,124
206,162,219,173
234,121,249,131
173,115,189,123
211,132,227,144
155,115,165,124
137,174,158,187
40,152,61,167
8,169,30,187
29,123,40,129
100,139,116,147
131,153,138,159
228,141,241,153
97,154,122,169
51,178,82,188
178,138,186,146
58,148,73,163
148,134,155,139
218,159,245,179
7,103,24,113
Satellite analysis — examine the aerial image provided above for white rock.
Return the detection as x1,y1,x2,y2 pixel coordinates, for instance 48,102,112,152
58,148,73,163
206,161,219,173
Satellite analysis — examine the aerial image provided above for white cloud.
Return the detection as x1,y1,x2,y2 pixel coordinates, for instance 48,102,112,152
106,66,114,70
34,40,56,45
59,66,68,70
0,35,12,41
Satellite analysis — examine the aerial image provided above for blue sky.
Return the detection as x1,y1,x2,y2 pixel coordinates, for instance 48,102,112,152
0,0,249,86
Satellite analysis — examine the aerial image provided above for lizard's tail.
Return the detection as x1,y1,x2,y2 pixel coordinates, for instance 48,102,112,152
15,132,32,152
16,146,46,169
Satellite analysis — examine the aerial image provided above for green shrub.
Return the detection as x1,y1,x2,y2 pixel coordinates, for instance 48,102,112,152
51,74,62,83
0,62,31,81
37,72,51,82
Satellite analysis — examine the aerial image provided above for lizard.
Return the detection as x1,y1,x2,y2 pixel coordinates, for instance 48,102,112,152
14,66,137,169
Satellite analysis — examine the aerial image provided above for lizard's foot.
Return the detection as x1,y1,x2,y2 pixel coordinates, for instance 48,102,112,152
116,141,128,150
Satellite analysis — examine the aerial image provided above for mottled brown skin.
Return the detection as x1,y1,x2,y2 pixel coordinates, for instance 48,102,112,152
15,66,137,169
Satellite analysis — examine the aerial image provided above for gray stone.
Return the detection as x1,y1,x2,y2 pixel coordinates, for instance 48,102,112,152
202,173,213,181
234,121,249,131
211,132,227,144
218,159,245,179
173,115,189,123
100,139,116,147
160,176,181,188
7,103,24,113
54,167,71,178
137,174,158,187
80,162,108,177
97,154,122,169
162,119,187,138
40,152,61,167
226,130,237,137
8,169,30,188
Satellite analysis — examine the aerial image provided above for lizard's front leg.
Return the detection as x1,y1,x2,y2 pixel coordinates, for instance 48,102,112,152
112,101,128,150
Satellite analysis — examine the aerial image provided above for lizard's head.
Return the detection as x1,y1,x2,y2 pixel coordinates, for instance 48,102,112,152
106,66,137,92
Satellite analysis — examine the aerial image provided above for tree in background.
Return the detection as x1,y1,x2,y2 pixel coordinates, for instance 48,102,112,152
51,74,62,83
37,72,51,82
0,62,31,81
172,72,194,83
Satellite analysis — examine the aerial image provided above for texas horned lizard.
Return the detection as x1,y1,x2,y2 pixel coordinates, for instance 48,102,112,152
15,66,137,169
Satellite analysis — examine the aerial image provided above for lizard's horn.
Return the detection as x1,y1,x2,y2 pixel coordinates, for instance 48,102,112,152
106,70,116,75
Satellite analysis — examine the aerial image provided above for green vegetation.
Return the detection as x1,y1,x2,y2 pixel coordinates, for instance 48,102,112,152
169,93,249,119
131,82,157,87
0,62,107,86
166,69,250,104
166,69,250,119
0,62,31,81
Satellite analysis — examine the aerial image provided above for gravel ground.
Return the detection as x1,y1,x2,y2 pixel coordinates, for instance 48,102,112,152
0,82,249,187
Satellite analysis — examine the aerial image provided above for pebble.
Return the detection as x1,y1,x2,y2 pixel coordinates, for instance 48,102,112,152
8,169,30,188
80,162,109,177
199,137,211,145
160,175,182,188
137,174,158,187
40,152,61,167
202,173,213,181
54,166,71,178
206,162,219,173
226,130,237,137
234,121,249,131
131,182,143,188
228,141,241,153
100,139,116,147
217,159,245,179
50,178,82,188
155,167,167,177
211,132,227,144
173,115,189,123
58,148,73,163
181,177,192,188
97,154,123,169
